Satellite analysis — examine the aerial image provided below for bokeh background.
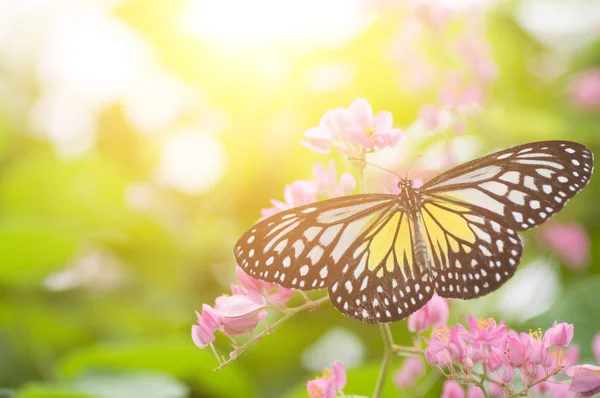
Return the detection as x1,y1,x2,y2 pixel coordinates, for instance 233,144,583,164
1,0,600,397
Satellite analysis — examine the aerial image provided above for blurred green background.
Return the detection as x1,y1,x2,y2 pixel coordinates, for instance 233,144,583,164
1,0,600,397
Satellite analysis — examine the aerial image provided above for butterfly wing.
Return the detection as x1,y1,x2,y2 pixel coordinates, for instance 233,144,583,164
420,198,523,299
422,140,593,231
328,209,435,323
234,194,396,290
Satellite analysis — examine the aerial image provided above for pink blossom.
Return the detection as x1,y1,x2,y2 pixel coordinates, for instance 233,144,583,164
393,356,425,388
442,380,465,398
501,366,515,383
456,35,498,83
487,347,506,372
520,330,551,367
593,333,600,364
467,385,484,398
539,222,590,269
568,365,600,397
408,294,448,333
504,335,528,368
302,99,403,156
301,108,347,154
425,325,466,367
234,267,292,306
461,316,507,347
214,294,268,336
191,322,215,348
313,160,356,198
306,360,346,398
544,322,574,347
191,305,222,349
343,98,404,151
439,74,483,109
419,104,441,129
261,180,317,218
569,69,600,110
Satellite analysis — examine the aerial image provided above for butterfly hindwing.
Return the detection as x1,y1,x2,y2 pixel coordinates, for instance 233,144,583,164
234,194,395,290
328,210,434,323
420,198,523,299
422,141,593,231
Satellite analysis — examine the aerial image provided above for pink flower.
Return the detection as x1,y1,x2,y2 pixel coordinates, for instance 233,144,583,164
261,180,317,218
191,322,215,348
191,304,222,349
307,360,347,398
343,98,403,151
593,333,600,364
520,330,551,367
539,222,590,269
504,335,528,368
544,322,574,347
461,316,507,348
569,68,600,110
442,380,465,398
214,294,268,336
467,385,484,398
313,160,356,198
425,325,466,367
419,104,441,129
408,294,448,333
439,74,483,109
301,98,403,156
456,35,498,83
234,267,293,306
568,364,600,397
301,108,348,154
394,356,425,388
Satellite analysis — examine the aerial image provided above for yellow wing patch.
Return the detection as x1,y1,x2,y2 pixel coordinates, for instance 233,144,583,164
422,202,476,264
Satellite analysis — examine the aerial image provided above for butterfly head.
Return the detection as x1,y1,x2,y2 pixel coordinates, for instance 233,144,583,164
396,178,420,207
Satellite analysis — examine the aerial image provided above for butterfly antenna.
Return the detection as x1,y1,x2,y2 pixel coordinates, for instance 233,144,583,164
404,155,423,179
346,157,403,180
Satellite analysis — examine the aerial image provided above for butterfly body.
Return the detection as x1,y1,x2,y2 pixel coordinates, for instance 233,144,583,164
234,141,593,323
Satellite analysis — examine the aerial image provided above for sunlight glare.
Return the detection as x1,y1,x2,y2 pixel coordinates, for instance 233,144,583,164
180,0,373,49
158,129,227,195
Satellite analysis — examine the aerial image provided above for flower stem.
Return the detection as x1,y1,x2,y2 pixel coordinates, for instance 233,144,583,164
213,295,329,371
373,323,395,398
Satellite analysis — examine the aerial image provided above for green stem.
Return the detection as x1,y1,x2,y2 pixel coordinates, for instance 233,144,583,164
213,296,329,371
373,323,395,398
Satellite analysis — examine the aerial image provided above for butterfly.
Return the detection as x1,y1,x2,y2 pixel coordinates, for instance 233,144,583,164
234,141,594,323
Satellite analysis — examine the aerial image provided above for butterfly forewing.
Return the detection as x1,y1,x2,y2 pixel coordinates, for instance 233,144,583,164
420,198,523,299
234,194,395,290
328,210,435,323
422,141,593,231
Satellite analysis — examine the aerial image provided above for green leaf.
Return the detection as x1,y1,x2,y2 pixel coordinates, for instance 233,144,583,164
15,371,188,398
71,371,188,398
57,337,256,398
527,276,600,358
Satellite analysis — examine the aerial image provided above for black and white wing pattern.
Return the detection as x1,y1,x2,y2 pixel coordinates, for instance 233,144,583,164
234,194,436,323
234,195,395,290
422,141,593,231
327,209,435,323
420,140,592,299
419,198,523,299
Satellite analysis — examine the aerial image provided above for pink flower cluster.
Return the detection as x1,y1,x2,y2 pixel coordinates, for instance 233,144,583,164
306,360,347,398
301,98,403,157
390,3,497,131
261,160,356,218
569,68,600,110
424,316,583,397
192,267,292,351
